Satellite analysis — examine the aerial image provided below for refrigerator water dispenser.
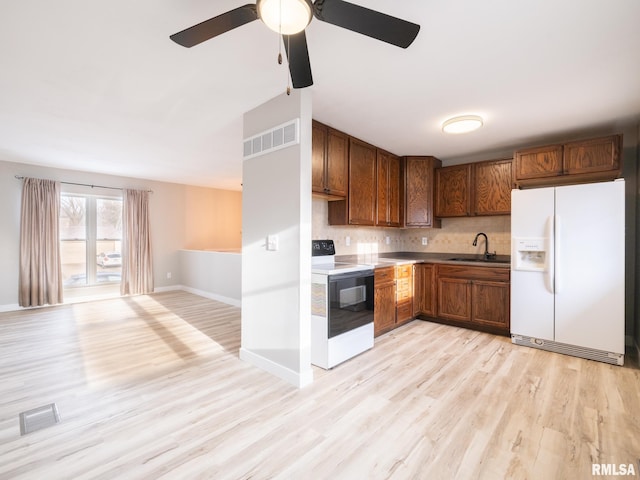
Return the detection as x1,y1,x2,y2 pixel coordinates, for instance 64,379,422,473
512,238,546,271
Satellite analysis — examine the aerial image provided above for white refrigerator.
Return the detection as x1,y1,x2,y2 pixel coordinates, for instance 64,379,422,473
510,180,625,365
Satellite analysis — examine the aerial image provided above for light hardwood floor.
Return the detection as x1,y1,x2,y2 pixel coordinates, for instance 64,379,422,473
1,291,639,479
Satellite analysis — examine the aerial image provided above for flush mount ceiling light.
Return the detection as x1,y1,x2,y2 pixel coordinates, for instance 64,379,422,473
257,0,313,35
442,115,484,134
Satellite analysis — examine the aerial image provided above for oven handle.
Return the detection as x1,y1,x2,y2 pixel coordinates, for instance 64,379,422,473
328,269,374,282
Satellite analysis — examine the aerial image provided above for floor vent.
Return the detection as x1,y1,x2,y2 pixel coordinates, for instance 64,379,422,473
511,335,624,366
19,403,60,435
243,118,299,159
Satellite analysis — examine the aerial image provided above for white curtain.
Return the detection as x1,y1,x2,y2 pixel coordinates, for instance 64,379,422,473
121,188,153,295
19,178,63,307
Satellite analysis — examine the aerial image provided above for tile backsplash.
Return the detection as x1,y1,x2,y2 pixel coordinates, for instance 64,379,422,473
312,199,511,256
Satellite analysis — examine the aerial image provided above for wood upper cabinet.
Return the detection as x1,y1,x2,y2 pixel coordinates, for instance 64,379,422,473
436,160,513,217
328,136,377,225
436,264,510,334
563,135,621,175
514,134,622,187
403,156,442,228
513,144,563,181
414,263,436,318
473,159,512,215
435,164,472,217
312,120,348,198
348,138,377,225
376,149,401,227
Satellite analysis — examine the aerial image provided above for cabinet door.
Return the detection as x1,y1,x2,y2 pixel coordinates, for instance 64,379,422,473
473,159,512,215
374,283,396,336
311,121,327,195
404,156,441,227
325,128,349,197
348,138,377,225
388,154,401,226
414,264,436,317
563,134,621,176
435,164,471,217
514,145,563,180
437,277,471,321
376,150,401,227
374,267,396,336
471,280,510,330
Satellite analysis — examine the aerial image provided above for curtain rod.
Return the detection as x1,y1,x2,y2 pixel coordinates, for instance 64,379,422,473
14,175,153,193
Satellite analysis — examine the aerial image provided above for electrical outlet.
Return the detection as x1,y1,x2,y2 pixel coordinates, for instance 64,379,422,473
421,237,428,246
267,234,279,251
166,272,172,279
385,236,391,245
345,236,351,246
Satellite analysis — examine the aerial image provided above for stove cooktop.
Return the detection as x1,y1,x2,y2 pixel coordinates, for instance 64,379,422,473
311,262,373,275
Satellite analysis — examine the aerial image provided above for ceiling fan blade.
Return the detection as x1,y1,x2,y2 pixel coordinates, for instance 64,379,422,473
170,4,258,47
313,0,420,48
283,31,314,89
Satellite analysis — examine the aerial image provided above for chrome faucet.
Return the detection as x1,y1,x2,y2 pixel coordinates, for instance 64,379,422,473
473,232,496,259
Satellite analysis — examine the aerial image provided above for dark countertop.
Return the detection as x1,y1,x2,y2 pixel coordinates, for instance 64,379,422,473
335,251,511,269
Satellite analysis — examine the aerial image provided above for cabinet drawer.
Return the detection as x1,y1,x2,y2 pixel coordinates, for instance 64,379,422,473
396,278,412,301
375,266,395,284
437,265,510,283
395,264,412,278
396,301,414,324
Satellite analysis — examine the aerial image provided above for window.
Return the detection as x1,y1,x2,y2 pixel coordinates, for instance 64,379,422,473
60,194,123,287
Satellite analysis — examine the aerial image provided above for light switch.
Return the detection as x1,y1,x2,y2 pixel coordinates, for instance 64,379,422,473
345,236,351,246
267,234,279,251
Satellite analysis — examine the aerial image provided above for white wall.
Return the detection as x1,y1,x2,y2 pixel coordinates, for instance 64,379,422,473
240,90,313,388
179,250,241,306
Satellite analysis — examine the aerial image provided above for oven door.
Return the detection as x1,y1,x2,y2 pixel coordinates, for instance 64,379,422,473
328,270,374,338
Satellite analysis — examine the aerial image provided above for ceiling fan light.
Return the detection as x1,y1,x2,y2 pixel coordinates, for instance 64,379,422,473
257,0,313,35
442,115,484,134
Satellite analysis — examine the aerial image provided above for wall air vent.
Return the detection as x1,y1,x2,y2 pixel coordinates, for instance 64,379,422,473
243,118,300,160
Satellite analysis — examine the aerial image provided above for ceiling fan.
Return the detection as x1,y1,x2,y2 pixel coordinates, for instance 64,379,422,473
170,0,420,89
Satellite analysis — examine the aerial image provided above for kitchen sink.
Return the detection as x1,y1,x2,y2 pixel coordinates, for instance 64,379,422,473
447,257,510,264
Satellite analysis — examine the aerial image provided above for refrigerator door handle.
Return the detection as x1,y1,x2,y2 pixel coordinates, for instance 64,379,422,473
545,215,555,294
555,215,561,294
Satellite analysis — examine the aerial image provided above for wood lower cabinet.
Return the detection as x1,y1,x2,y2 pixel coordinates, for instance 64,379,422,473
374,266,396,336
414,263,436,317
378,261,510,336
374,264,415,336
514,134,622,187
437,277,472,322
472,280,510,330
435,264,510,334
395,264,414,325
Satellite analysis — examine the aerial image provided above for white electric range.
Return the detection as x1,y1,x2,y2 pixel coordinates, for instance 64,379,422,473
311,240,374,369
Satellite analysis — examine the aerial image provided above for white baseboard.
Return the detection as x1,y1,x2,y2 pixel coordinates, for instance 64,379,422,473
239,347,314,389
0,303,21,313
155,284,240,308
1,285,240,313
